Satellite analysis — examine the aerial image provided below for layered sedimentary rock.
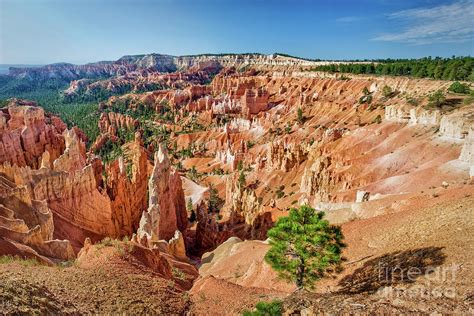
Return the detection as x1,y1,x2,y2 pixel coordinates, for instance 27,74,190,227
0,173,74,263
98,112,138,135
0,99,65,169
300,154,332,200
3,62,473,270
266,139,308,172
460,128,474,164
137,145,187,243
0,101,149,252
439,107,474,139
10,53,326,82
193,172,273,251
64,70,211,101
104,137,149,237
225,172,263,225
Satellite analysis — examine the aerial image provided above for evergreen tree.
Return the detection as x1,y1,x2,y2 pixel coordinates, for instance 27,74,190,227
238,170,246,188
310,56,474,81
186,198,193,211
382,85,394,98
208,184,223,214
448,81,470,94
297,107,304,124
264,205,345,290
428,90,446,108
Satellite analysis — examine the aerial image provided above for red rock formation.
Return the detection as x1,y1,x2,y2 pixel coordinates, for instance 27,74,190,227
241,87,269,116
0,101,149,252
0,173,75,263
0,99,65,169
98,112,138,135
137,145,187,243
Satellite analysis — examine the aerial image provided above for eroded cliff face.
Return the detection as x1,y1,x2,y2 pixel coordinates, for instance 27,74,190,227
0,172,74,263
9,53,323,82
0,101,150,252
174,71,472,228
137,145,187,243
64,69,212,101
2,65,473,273
0,99,65,169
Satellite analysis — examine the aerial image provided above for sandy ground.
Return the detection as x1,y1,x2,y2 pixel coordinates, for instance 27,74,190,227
189,193,474,314
0,245,190,314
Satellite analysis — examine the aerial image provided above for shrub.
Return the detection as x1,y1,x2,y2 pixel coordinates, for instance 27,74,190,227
243,300,283,316
172,267,186,281
428,90,446,108
463,90,474,105
448,81,470,94
297,107,304,124
275,185,285,199
406,97,419,106
187,166,200,182
238,170,246,188
186,198,193,211
382,85,394,98
0,255,40,266
373,114,382,124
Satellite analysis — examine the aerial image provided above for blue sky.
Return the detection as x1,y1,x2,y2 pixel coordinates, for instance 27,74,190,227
0,0,473,64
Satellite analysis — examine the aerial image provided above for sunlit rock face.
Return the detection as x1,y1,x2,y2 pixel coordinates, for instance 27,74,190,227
0,100,149,252
137,145,187,243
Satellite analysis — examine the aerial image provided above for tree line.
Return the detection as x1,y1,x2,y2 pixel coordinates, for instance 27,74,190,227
311,57,474,81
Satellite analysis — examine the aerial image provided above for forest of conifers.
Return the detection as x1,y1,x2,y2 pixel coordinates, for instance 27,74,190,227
311,57,473,81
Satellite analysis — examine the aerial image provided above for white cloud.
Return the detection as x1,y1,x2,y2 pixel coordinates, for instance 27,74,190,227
372,0,474,45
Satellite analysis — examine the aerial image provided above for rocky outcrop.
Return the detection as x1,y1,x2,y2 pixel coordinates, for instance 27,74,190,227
241,87,269,116
9,53,326,83
225,172,264,226
0,101,149,251
384,105,411,123
0,170,74,262
439,107,474,140
197,237,295,292
98,112,138,135
193,201,233,255
137,145,187,243
409,108,441,126
266,139,308,172
52,129,86,172
300,155,333,201
167,230,186,259
0,99,65,169
105,138,149,237
460,128,474,164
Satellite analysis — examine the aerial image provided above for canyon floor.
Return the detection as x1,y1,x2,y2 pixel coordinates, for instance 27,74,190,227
0,54,473,314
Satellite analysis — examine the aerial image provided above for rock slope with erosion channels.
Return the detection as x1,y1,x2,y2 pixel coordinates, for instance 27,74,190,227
0,64,473,314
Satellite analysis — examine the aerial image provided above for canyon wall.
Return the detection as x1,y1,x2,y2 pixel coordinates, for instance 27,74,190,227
0,100,149,252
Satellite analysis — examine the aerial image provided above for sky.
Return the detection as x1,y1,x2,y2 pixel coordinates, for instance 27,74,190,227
0,0,473,65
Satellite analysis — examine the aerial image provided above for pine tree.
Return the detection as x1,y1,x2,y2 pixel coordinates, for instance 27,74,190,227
297,107,304,124
264,204,345,290
428,90,446,108
238,170,246,188
186,198,193,212
208,184,223,214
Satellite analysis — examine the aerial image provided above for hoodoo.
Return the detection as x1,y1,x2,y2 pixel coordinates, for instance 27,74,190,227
1,1,473,312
